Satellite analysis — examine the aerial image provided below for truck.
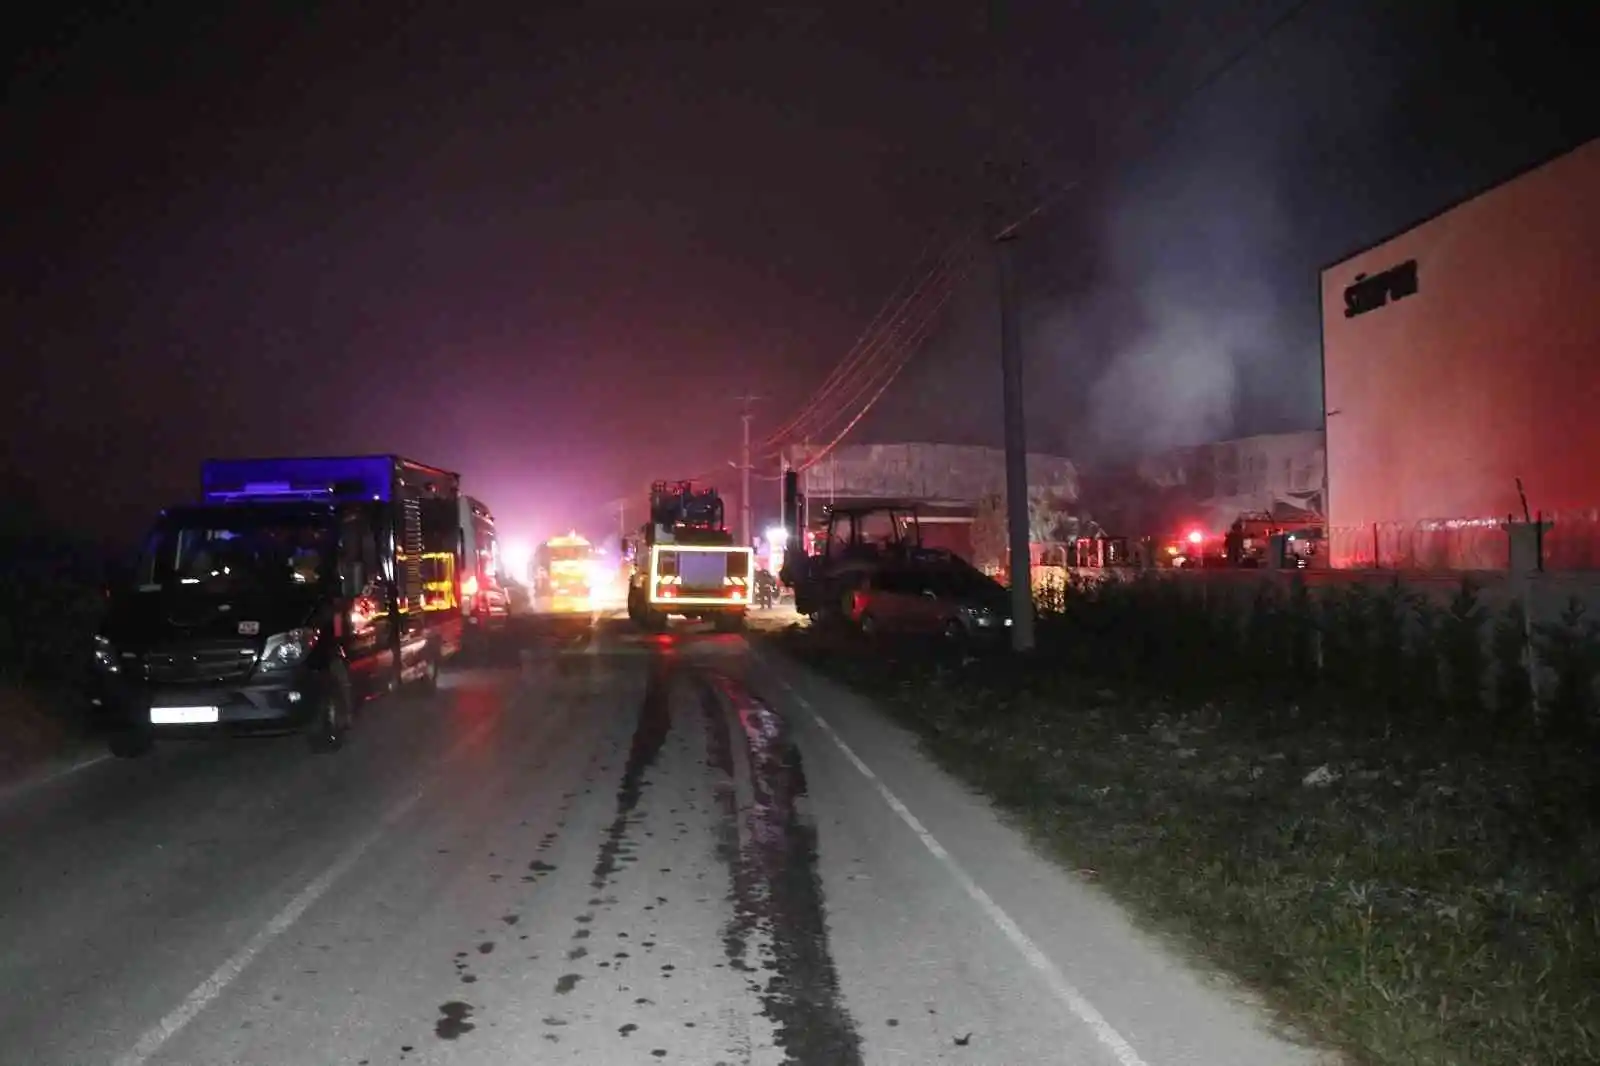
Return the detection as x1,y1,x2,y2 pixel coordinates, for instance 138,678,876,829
534,532,595,599
457,496,511,634
625,480,753,632
90,455,463,757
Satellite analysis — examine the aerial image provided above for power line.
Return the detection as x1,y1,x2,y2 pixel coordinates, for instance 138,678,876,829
756,231,948,447
756,230,980,458
746,237,981,481
788,253,978,473
758,225,982,451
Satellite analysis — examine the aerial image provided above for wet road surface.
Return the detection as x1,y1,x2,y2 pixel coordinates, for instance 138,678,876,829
0,613,1333,1065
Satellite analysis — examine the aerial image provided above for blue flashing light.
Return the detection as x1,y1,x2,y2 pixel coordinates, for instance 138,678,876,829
202,456,396,504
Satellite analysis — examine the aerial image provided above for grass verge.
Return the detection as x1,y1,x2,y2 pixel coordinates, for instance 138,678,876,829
763,622,1600,1066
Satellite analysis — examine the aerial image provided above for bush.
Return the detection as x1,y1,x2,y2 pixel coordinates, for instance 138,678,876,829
1535,599,1600,749
1036,572,1600,751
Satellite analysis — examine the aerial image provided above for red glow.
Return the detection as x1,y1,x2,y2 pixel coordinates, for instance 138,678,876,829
1186,529,1205,545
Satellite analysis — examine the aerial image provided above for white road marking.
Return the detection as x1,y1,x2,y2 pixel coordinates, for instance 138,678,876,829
774,675,1152,1066
113,716,499,1066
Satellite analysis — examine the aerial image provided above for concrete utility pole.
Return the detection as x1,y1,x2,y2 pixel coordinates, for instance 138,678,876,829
777,454,787,538
987,0,1035,654
735,393,762,546
997,231,1036,653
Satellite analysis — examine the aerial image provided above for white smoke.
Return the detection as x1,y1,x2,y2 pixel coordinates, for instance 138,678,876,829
1088,156,1290,455
1024,74,1302,460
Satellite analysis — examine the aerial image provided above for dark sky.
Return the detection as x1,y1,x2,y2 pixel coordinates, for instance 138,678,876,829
3,1,1593,548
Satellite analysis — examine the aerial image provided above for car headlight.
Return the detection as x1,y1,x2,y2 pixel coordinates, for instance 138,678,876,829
259,628,318,671
92,635,120,673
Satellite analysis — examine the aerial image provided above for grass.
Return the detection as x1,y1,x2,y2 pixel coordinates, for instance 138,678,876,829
764,575,1600,1066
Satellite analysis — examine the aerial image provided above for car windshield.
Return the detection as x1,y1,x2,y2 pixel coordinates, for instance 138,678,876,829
139,517,336,590
926,564,1001,601
549,545,590,564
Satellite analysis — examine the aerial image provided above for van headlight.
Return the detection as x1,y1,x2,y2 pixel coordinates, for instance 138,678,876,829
259,628,318,671
959,605,1000,627
92,635,120,673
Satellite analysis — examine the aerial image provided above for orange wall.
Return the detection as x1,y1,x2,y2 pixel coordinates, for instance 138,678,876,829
1321,137,1600,529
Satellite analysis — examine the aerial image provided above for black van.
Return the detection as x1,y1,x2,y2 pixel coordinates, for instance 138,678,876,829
90,455,461,756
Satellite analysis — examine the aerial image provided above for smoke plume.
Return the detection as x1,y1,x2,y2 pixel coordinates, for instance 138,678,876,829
1079,142,1293,458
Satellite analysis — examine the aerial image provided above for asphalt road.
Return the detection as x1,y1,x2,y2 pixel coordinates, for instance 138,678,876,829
0,612,1334,1066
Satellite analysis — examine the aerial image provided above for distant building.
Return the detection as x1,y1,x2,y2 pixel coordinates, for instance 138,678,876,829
1077,430,1326,538
779,442,1079,563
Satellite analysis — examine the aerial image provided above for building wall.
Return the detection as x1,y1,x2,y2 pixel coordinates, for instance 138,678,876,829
785,442,1078,505
1320,136,1600,531
1107,430,1325,534
1190,431,1326,527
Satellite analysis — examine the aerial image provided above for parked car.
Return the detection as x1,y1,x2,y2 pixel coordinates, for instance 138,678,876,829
843,561,1012,640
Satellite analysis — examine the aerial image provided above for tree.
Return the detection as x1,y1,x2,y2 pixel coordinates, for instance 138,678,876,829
970,488,1078,571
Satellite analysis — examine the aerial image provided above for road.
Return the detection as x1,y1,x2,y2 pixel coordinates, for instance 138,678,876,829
0,613,1332,1066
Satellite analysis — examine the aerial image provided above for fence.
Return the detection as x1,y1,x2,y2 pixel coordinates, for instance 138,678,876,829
1325,510,1600,571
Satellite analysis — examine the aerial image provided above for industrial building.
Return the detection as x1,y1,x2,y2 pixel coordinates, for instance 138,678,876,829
1320,135,1600,567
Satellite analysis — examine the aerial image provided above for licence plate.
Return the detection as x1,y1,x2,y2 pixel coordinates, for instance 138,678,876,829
151,705,220,725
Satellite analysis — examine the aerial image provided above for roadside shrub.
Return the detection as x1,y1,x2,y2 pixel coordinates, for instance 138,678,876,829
1366,580,1413,713
1438,579,1488,721
1492,599,1535,736
1319,583,1373,698
1535,598,1600,748
1405,592,1443,713
1032,571,1600,754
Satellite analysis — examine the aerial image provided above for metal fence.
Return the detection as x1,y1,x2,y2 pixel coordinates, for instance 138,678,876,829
1325,510,1600,571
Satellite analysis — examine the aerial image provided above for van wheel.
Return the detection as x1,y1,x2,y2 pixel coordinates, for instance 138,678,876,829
108,729,153,759
307,689,349,754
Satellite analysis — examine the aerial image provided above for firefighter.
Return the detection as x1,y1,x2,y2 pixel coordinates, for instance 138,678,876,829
754,567,778,608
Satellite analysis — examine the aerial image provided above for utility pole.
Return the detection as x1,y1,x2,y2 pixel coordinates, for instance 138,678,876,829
735,393,762,547
998,227,1036,653
777,454,788,537
987,0,1034,654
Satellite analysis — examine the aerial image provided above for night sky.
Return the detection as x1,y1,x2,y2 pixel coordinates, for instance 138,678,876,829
3,1,1592,550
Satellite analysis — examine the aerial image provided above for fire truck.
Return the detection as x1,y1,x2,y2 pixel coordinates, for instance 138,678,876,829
534,532,594,598
625,481,753,632
1163,510,1325,568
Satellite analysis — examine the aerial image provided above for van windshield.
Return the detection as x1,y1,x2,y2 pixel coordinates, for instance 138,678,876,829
139,516,337,591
